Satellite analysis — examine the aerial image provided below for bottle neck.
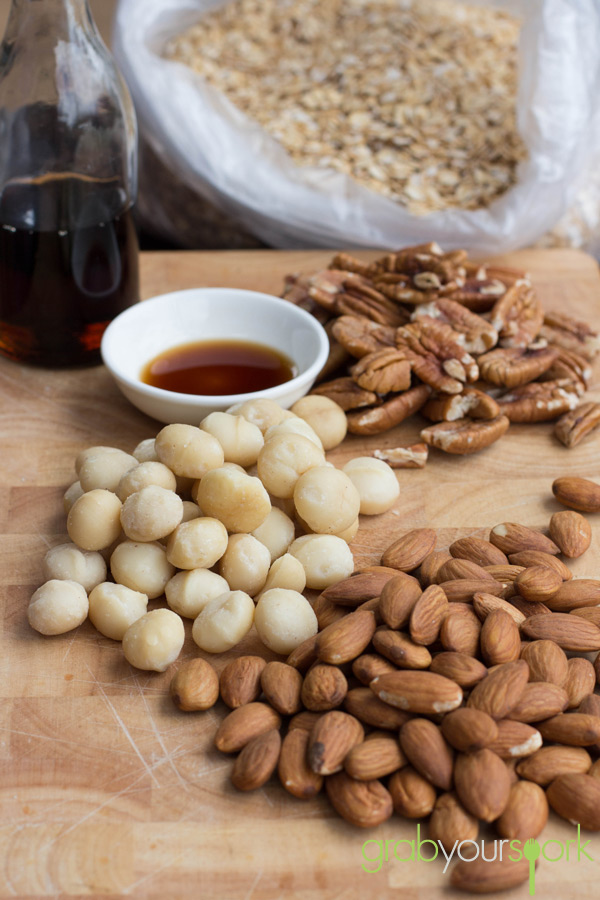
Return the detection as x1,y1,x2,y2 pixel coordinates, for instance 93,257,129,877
5,0,98,44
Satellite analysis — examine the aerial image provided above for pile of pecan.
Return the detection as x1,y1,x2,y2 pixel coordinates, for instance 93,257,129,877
283,243,600,459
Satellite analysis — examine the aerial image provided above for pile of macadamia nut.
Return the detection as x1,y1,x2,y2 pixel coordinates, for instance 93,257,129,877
28,396,401,672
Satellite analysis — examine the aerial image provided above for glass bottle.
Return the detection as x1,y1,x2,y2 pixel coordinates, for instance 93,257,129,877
0,0,139,366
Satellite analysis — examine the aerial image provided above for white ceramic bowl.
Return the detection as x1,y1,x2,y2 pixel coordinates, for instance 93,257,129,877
101,288,330,425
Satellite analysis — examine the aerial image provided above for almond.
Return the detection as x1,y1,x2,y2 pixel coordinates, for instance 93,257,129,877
430,651,488,688
545,578,600,611
483,563,526,583
506,681,569,722
301,663,348,711
510,596,551,618
169,658,219,711
449,536,508,567
351,653,396,685
450,857,530,893
378,573,422,629
311,593,346,629
344,736,405,780
231,729,281,791
388,766,437,818
317,609,376,664
219,655,267,709
372,628,432,669
441,707,498,752
288,710,323,733
480,608,521,665
409,584,448,645
547,773,600,830
472,591,525,625
521,639,568,685
400,719,454,790
381,528,437,572
467,659,529,719
260,661,303,715
436,558,495,583
516,745,592,786
429,792,479,853
344,686,411,730
552,475,600,513
439,604,481,656
215,702,282,753
549,510,592,558
487,720,542,758
454,748,511,821
571,606,600,627
578,693,600,717
565,657,596,708
438,578,507,603
509,549,572,580
307,710,364,775
496,780,548,841
489,522,559,555
325,772,393,827
419,549,453,586
589,759,600,780
538,713,600,746
321,569,398,607
286,633,319,672
371,670,462,715
515,565,562,602
521,613,600,651
278,728,323,799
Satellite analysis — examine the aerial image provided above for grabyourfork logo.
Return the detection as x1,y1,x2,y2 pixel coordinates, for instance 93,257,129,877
361,824,593,894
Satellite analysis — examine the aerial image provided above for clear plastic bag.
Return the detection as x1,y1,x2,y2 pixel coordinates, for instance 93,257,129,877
114,0,600,251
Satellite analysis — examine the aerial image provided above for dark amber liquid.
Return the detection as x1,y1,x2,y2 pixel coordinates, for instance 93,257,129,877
142,339,297,396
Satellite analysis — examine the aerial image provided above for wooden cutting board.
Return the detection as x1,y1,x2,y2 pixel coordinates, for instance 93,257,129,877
2,248,600,900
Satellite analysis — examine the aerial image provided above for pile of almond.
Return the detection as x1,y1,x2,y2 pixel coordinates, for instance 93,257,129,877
283,243,600,459
171,474,600,892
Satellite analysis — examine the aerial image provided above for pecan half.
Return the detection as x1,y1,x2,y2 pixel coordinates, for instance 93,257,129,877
540,311,600,361
539,347,592,388
396,319,478,391
497,380,582,423
422,387,500,422
478,346,559,389
420,415,510,454
331,315,396,359
350,348,412,393
282,273,330,322
328,253,371,277
347,384,431,435
412,298,498,353
554,402,600,448
489,279,543,348
316,323,352,382
373,443,429,468
311,377,378,411
306,270,407,327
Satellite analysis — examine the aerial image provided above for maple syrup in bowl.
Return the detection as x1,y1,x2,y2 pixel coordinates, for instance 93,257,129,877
100,287,329,424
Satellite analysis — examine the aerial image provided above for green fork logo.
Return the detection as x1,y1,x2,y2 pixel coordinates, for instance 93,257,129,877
523,838,541,895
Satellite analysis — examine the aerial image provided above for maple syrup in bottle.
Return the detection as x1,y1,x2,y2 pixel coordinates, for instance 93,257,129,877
0,0,139,366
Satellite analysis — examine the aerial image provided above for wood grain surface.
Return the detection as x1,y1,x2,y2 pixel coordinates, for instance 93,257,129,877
2,248,600,899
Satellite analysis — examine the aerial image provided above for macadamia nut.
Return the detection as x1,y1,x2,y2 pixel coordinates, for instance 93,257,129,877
251,507,296,562
117,461,177,502
28,580,89,635
289,534,354,589
334,517,360,543
63,481,84,514
257,433,325,499
254,588,318,654
165,568,229,618
77,447,137,492
200,412,264,467
132,438,158,463
122,608,185,672
110,540,175,599
342,456,400,515
155,424,224,478
192,590,254,653
67,489,123,551
194,466,271,532
120,485,183,542
227,398,286,433
181,501,202,522
291,395,347,450
257,553,306,599
264,417,323,450
88,582,148,640
293,466,360,535
43,542,107,592
219,533,271,596
166,516,228,569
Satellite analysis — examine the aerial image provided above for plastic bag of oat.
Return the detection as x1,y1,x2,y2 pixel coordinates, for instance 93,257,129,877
114,0,600,251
